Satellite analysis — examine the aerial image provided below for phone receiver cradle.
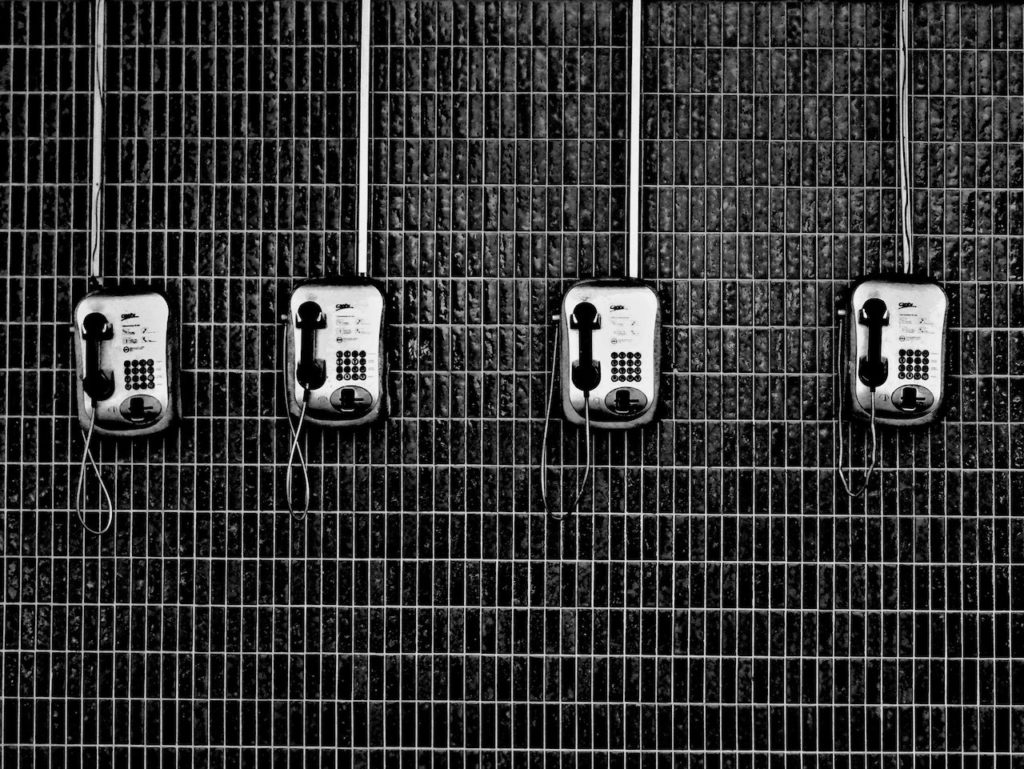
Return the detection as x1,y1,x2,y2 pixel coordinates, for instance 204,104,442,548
72,287,178,437
284,279,386,427
844,275,948,428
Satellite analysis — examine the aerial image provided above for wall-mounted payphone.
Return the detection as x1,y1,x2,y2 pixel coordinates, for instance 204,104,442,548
71,288,179,534
560,280,660,429
283,280,386,427
542,283,662,520
73,288,178,437
281,281,386,520
836,276,949,497
842,276,947,428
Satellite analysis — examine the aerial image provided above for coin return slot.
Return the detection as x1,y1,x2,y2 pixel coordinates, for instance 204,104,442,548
118,394,163,423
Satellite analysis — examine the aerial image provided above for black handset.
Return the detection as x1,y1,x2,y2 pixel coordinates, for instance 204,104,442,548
295,301,327,391
857,297,889,389
570,302,601,393
81,312,115,402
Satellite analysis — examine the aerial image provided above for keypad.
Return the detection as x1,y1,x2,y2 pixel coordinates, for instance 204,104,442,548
898,348,931,381
336,349,368,381
610,351,642,382
123,358,156,390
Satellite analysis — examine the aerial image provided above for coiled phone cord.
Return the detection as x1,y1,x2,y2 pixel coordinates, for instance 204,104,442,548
540,317,593,521
835,323,879,498
280,322,310,522
74,406,115,535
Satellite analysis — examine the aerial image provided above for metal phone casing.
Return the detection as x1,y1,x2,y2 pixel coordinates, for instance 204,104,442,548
73,288,177,437
560,279,661,429
285,280,386,427
846,275,948,427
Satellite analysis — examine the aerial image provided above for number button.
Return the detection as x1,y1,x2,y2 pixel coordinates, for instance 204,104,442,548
336,349,369,381
123,358,156,390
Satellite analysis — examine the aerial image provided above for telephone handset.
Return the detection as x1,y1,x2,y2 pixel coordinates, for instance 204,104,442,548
284,280,386,427
570,302,602,393
560,280,660,429
73,288,178,437
844,276,948,427
81,312,116,402
857,298,889,389
295,301,328,391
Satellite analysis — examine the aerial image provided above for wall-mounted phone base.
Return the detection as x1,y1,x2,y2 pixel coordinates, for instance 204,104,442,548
844,274,948,428
284,279,386,427
73,286,178,437
559,278,661,430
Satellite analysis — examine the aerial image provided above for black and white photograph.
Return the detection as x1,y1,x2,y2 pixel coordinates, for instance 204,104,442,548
1,0,1022,763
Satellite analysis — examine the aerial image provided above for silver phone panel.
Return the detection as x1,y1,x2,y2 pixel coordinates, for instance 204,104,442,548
73,290,176,437
560,280,661,429
847,278,948,427
285,282,385,427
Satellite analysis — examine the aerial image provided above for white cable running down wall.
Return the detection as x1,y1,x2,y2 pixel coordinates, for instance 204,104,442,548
898,0,913,273
626,0,642,280
355,0,371,277
88,0,106,283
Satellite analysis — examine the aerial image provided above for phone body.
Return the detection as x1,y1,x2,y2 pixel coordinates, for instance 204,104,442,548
559,278,661,429
72,287,178,437
284,278,386,427
844,274,948,427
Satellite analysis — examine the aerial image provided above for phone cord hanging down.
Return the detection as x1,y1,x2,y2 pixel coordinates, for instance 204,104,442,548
540,317,592,521
836,325,879,498
74,406,115,535
281,323,310,521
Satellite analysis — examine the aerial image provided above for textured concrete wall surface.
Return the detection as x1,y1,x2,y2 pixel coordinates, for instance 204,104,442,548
2,1,1023,762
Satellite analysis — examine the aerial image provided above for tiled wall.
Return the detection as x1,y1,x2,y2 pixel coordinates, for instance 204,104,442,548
2,1,1022,761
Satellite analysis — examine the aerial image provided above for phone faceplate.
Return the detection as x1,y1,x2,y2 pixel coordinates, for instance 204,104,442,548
846,276,948,427
559,279,661,429
284,280,386,427
73,288,177,437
